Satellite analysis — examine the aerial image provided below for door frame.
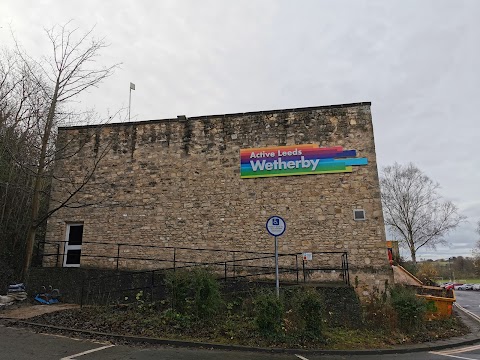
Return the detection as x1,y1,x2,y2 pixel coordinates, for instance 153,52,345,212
63,223,84,268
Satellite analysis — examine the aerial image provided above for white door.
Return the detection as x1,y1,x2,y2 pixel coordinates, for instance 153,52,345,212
63,224,84,267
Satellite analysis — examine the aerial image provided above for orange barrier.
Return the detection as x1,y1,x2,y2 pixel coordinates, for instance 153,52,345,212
392,264,455,319
416,288,456,319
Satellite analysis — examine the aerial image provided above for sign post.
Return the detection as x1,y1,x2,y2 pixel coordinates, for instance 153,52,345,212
266,216,286,298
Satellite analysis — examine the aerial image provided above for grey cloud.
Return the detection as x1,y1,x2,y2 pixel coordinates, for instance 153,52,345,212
1,0,478,259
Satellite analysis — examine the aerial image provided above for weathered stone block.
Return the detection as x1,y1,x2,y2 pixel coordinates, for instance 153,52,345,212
45,102,392,295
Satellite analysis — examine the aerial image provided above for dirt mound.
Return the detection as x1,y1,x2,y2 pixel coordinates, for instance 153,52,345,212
0,303,79,319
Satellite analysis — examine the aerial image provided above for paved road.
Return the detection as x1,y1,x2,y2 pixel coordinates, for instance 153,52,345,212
455,290,480,317
2,322,480,360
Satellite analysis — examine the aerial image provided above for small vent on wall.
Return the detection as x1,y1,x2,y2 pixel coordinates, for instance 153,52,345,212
354,209,366,221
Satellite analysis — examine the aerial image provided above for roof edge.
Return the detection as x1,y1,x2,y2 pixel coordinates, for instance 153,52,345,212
58,101,372,130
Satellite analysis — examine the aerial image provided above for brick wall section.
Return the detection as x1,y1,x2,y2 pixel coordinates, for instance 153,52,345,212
45,102,392,295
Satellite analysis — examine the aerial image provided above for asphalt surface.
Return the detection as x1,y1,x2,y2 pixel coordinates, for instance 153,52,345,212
2,321,480,360
1,290,480,359
456,290,480,317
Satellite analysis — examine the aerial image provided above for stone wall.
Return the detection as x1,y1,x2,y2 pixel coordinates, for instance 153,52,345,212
45,102,392,295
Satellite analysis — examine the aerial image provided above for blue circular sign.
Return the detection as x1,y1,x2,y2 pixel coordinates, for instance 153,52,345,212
266,216,286,237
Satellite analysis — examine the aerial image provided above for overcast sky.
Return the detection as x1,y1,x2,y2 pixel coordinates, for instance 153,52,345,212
1,0,478,260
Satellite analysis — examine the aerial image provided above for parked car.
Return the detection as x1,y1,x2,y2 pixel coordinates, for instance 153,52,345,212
473,284,480,291
457,284,473,290
446,283,462,290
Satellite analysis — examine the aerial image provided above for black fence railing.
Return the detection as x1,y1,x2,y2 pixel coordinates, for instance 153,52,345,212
77,257,349,307
36,240,349,305
38,240,279,270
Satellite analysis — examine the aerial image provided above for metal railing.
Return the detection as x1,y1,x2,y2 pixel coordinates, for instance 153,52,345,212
77,254,349,307
36,240,350,305
39,240,276,269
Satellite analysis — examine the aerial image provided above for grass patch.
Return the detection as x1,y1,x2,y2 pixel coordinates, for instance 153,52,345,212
324,328,393,349
455,279,480,284
28,304,468,349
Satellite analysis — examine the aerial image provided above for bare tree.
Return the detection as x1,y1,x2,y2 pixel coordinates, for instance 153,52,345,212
4,23,119,280
380,163,464,265
0,50,50,280
477,221,480,244
472,221,480,273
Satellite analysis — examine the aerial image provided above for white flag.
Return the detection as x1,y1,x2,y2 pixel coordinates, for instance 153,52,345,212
130,82,136,90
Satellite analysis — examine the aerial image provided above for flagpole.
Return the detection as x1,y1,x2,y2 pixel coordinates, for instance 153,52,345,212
128,86,132,122
128,82,135,122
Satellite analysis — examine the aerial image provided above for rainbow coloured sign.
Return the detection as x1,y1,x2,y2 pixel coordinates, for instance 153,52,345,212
240,144,368,178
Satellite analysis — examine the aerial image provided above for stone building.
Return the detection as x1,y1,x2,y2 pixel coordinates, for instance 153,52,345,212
44,102,392,295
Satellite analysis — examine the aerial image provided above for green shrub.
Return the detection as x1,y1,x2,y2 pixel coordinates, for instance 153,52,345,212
161,308,192,329
191,268,222,319
389,285,426,331
294,288,324,339
164,267,222,321
165,269,191,313
253,290,284,336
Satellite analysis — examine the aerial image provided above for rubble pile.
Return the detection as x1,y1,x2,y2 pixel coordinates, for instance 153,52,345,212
0,283,27,309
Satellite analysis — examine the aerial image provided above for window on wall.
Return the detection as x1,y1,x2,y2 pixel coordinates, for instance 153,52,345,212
353,209,366,221
63,223,84,267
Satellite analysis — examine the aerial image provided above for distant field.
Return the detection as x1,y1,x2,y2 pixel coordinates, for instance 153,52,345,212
453,279,480,284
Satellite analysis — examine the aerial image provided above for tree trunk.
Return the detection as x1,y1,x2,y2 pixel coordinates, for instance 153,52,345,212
20,81,59,281
21,226,37,281
410,246,417,267
21,151,46,281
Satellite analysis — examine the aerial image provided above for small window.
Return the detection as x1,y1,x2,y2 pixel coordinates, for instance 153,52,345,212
68,226,84,245
353,209,366,221
65,249,82,265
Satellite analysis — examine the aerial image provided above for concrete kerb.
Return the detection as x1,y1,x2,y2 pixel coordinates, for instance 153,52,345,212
2,315,479,357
